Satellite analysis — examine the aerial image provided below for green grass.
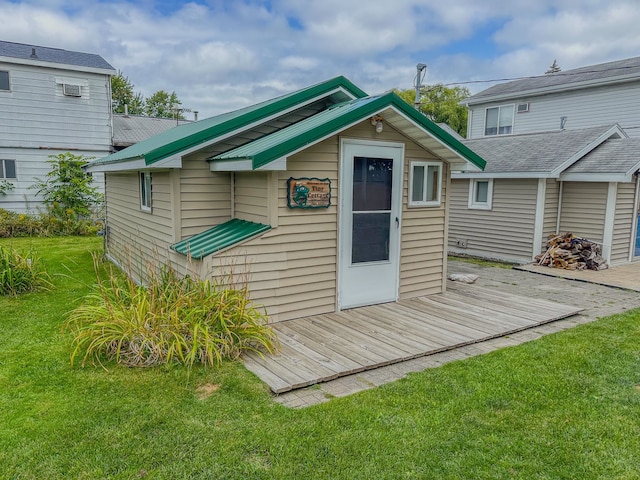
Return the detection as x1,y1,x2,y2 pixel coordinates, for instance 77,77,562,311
449,254,516,269
2,237,640,479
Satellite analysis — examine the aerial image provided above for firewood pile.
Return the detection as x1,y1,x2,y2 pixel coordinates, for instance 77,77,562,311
535,232,608,271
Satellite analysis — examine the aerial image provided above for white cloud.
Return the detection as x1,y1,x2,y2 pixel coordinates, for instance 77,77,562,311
1,0,640,117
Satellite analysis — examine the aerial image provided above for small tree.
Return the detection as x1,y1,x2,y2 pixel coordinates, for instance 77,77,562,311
31,152,103,219
396,84,471,137
111,71,145,115
145,90,184,119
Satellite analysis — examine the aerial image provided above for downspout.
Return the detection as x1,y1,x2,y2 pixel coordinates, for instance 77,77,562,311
556,181,564,234
628,173,640,262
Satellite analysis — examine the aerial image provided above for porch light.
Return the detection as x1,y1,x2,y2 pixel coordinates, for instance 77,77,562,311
370,115,384,133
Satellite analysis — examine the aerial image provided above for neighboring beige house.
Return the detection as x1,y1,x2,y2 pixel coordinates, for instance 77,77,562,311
87,77,486,322
449,124,640,266
449,55,640,266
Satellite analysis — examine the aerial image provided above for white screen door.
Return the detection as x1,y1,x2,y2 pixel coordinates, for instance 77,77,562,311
339,140,403,309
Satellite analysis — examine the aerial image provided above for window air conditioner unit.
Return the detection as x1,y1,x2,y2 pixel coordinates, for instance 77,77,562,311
63,84,81,97
517,102,529,113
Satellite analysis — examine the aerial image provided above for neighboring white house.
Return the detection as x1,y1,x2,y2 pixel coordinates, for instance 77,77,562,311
463,56,640,139
0,40,116,212
450,56,640,266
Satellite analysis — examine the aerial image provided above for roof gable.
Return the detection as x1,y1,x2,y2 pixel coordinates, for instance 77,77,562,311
88,76,367,170
561,137,640,182
210,92,486,171
455,124,626,178
465,56,640,105
0,39,115,73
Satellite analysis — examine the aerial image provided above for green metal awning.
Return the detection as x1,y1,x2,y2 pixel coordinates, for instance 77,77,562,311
170,219,271,259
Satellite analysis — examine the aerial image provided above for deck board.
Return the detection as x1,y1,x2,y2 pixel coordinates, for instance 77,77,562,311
243,283,583,393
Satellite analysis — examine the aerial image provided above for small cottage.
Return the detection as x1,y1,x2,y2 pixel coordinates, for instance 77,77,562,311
449,124,640,266
87,77,485,322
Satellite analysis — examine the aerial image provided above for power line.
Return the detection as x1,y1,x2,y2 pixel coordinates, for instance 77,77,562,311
414,63,640,91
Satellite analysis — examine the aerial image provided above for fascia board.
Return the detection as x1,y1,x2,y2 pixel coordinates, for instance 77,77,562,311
550,125,627,176
452,171,553,179
464,74,640,106
209,159,254,171
559,172,630,182
0,55,115,75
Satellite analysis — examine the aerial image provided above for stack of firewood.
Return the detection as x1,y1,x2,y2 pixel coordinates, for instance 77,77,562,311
535,232,608,271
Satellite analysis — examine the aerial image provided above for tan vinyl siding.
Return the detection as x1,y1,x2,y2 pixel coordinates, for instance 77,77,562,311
234,172,269,224
200,119,448,322
204,135,339,323
180,152,231,239
543,179,560,247
105,171,173,281
449,178,538,262
559,182,607,242
611,181,636,265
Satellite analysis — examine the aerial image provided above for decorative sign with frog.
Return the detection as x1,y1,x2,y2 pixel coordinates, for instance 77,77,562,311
287,177,331,209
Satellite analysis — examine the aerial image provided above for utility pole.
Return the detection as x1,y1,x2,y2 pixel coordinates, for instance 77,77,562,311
414,63,427,110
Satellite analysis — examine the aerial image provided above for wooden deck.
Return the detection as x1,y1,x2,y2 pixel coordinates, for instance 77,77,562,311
243,282,583,393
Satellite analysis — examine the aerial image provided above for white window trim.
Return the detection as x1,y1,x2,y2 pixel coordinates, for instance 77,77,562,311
484,104,515,136
140,171,152,212
468,178,493,210
409,160,442,207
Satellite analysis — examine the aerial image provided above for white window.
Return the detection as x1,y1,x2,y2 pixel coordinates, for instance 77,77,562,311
0,159,16,179
484,105,514,136
140,172,152,212
409,161,442,206
468,179,493,210
0,71,9,91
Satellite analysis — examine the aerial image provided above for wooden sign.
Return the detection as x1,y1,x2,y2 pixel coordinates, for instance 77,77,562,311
287,177,331,209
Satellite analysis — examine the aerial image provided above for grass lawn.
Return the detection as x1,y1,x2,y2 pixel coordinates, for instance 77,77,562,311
2,236,640,479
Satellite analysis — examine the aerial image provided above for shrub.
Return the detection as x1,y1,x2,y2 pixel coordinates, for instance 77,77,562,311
30,152,104,220
0,245,53,295
0,208,102,237
66,260,279,368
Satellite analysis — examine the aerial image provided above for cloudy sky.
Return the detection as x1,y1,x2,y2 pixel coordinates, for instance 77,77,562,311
2,0,639,119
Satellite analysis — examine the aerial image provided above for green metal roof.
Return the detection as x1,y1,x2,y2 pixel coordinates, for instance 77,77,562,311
210,92,487,171
90,76,367,168
170,219,271,259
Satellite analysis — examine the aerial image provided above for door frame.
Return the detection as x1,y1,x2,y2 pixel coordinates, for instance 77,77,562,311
337,137,404,309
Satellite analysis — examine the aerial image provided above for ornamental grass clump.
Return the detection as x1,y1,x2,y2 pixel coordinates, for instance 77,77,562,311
0,245,53,295
66,259,279,368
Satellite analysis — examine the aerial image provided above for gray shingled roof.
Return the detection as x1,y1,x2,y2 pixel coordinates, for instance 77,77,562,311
113,115,192,147
563,138,640,176
460,125,620,174
465,56,640,104
0,40,114,71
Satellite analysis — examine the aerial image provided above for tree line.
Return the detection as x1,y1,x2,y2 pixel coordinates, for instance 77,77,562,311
111,71,185,119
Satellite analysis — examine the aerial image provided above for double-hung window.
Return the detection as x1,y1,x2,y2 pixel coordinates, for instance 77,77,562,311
140,172,152,212
409,161,442,207
0,71,9,91
0,159,16,179
468,179,493,210
484,105,514,136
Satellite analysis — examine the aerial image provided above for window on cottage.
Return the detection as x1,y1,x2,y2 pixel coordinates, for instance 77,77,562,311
140,171,152,212
468,179,493,210
0,159,16,179
0,71,9,91
409,161,442,206
484,105,514,135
